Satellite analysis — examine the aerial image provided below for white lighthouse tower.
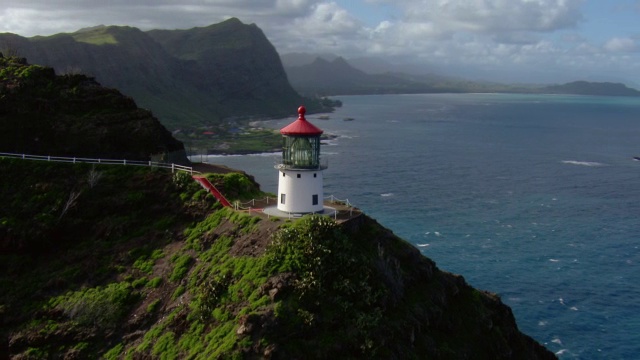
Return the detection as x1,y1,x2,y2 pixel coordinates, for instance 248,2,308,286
275,106,326,214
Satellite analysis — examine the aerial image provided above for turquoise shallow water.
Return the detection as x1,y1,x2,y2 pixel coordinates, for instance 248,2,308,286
202,93,640,359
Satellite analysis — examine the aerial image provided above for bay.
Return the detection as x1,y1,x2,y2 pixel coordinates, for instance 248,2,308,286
200,93,640,359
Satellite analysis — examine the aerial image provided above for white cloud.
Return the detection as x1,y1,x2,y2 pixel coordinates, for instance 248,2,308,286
604,37,638,53
367,0,584,36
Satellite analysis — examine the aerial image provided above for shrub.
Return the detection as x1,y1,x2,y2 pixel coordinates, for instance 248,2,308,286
147,299,161,313
265,215,387,356
170,254,193,282
49,282,138,328
147,277,163,288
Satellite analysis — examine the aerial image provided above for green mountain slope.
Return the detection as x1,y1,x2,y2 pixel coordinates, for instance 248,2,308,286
0,55,186,162
147,18,301,118
0,159,556,359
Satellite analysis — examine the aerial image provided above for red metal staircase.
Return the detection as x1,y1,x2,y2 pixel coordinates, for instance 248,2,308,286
192,175,232,207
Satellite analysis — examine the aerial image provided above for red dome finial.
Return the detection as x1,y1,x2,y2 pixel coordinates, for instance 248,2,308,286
298,105,306,119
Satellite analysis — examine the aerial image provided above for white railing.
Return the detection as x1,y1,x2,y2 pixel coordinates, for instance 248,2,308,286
233,197,277,211
325,195,352,207
0,152,197,174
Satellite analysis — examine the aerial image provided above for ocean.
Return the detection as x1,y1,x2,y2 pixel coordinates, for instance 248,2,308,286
199,93,640,359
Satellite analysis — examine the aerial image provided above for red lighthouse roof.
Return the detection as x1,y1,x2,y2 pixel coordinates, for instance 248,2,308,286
280,106,324,136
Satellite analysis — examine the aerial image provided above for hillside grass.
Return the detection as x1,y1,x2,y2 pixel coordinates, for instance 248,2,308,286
72,31,118,45
0,158,268,357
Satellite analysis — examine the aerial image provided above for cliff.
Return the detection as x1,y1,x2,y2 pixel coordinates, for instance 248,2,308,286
0,159,556,359
0,19,322,131
0,55,187,163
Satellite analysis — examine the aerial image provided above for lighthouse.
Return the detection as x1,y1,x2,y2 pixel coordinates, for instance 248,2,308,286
275,106,326,214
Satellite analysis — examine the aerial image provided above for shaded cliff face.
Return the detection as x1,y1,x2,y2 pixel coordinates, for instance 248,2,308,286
0,18,312,130
0,56,186,162
147,18,306,119
0,159,556,359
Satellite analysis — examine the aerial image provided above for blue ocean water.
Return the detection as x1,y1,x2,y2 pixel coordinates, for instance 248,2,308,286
204,93,640,359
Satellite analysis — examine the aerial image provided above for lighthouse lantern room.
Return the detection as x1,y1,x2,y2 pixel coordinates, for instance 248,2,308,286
276,106,326,214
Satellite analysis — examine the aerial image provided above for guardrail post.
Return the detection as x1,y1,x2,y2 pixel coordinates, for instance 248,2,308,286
171,163,175,173
124,159,127,166
47,155,51,161
73,157,76,163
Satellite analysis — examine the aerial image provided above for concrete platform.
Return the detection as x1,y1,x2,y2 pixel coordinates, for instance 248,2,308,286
262,205,337,219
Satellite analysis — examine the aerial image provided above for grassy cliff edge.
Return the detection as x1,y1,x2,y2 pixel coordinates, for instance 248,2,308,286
0,159,556,359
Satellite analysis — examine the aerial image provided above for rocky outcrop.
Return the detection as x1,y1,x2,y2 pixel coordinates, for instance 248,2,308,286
0,55,187,162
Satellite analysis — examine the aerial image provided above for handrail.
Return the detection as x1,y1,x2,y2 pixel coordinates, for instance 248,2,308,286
192,176,232,207
0,152,197,174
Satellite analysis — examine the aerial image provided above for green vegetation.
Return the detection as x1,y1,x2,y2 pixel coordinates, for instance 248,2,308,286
0,55,187,161
72,28,119,45
264,216,387,356
49,282,138,328
183,127,282,156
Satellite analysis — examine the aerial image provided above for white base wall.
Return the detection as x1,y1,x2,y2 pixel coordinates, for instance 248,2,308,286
277,169,324,213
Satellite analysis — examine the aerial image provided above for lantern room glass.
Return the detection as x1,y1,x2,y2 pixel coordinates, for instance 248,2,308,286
282,135,320,169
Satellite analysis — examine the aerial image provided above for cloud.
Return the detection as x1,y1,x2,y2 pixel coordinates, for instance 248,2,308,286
604,37,638,53
0,0,318,36
401,0,583,33
272,2,364,53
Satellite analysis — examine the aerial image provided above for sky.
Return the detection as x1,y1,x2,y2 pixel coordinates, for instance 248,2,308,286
1,0,640,85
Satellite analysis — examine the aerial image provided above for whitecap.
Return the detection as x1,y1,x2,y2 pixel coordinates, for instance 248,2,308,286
561,160,605,167
570,306,578,311
380,193,394,197
552,338,563,345
417,243,430,247
549,259,560,262
434,231,441,236
555,349,568,355
538,320,548,326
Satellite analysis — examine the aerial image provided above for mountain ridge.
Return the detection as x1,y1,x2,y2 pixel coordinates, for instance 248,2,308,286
0,19,327,133
283,54,640,97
